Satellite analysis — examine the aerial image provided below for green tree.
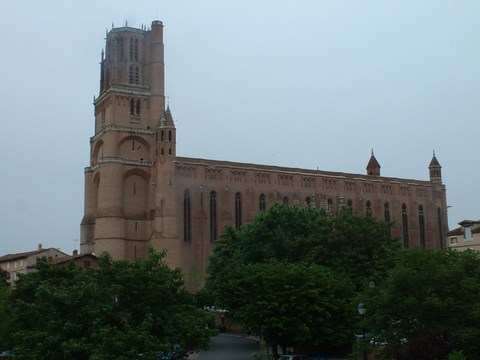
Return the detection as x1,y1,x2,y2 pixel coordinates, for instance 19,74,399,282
362,247,480,360
6,249,216,360
216,261,355,358
208,204,400,292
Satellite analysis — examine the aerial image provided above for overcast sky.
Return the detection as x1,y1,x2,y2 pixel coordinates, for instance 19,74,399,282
1,0,479,255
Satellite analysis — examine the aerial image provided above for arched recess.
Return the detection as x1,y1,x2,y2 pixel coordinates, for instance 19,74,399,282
122,169,150,216
118,136,150,162
92,140,104,166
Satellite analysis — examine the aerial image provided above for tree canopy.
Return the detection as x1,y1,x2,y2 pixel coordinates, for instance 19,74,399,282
3,249,216,359
206,204,401,355
361,247,480,360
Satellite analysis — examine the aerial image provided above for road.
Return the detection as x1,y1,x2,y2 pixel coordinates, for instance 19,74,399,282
198,333,260,360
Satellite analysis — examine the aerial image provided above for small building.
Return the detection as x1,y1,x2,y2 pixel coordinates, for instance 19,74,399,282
53,250,98,270
447,220,480,251
0,244,69,285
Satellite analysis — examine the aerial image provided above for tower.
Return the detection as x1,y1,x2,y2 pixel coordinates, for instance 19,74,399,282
81,21,170,260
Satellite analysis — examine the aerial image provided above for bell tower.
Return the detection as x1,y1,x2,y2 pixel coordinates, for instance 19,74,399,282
81,21,167,259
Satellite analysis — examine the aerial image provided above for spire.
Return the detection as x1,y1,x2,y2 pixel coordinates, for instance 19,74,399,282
429,150,442,182
157,105,175,128
366,149,381,176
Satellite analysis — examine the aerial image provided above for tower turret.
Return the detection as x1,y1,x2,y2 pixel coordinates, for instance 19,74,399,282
366,150,381,176
156,105,176,158
429,151,442,182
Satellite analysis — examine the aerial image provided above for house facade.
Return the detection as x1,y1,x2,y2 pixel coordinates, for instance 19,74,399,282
447,220,480,251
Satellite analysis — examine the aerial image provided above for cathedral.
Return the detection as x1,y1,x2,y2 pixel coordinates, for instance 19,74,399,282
81,21,448,290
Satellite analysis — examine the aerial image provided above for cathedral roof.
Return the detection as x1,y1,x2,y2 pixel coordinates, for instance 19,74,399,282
367,153,381,170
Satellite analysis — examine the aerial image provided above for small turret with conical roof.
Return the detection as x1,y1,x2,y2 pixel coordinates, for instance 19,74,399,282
156,104,176,158
429,150,442,182
366,150,381,176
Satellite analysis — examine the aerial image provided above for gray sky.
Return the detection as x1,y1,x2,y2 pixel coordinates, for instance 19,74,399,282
1,0,479,255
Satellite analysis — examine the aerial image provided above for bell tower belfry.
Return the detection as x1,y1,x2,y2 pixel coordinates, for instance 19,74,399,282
81,21,168,260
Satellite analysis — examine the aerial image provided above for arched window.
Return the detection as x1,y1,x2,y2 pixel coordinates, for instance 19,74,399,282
327,198,333,215
259,193,266,211
384,202,390,222
161,131,164,142
283,196,289,205
136,99,141,115
402,203,409,248
419,205,426,247
235,192,242,229
129,65,133,83
210,191,217,242
183,190,191,242
347,199,353,208
130,99,135,115
168,130,172,141
135,66,139,84
366,200,372,214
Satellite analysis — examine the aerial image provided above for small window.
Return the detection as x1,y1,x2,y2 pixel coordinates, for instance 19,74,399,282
305,197,312,207
347,199,353,208
130,99,135,115
327,198,333,215
283,196,289,205
136,99,141,115
135,66,139,84
450,237,458,245
129,65,133,83
259,193,266,211
366,200,372,214
168,130,172,141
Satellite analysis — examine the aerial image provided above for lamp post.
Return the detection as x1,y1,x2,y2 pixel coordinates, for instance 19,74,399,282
358,302,367,360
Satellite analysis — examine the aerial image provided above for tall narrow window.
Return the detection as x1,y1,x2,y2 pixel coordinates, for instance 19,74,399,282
129,38,134,60
135,66,139,84
130,99,135,114
438,207,444,248
235,192,242,229
184,190,191,242
283,196,289,205
402,203,409,248
129,65,133,83
259,193,266,211
384,202,390,222
366,200,372,214
327,198,333,215
134,38,139,61
305,197,312,207
136,99,141,115
168,130,172,141
117,37,124,60
161,131,164,142
210,191,217,242
419,205,426,247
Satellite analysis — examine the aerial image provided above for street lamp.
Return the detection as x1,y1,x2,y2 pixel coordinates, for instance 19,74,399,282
358,302,367,360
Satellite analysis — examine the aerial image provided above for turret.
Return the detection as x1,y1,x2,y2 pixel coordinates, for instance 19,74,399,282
429,151,442,182
156,105,176,158
366,150,381,176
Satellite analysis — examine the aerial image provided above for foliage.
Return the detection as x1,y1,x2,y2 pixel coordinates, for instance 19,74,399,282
214,261,355,356
362,247,480,360
4,249,216,359
208,204,400,292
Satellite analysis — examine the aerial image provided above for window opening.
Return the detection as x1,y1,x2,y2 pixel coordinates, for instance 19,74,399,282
184,190,191,242
235,192,242,229
136,99,141,114
419,205,426,247
210,191,217,242
259,193,266,211
402,203,409,248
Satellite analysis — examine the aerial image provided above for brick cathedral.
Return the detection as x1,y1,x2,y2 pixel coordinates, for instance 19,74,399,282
81,21,448,290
